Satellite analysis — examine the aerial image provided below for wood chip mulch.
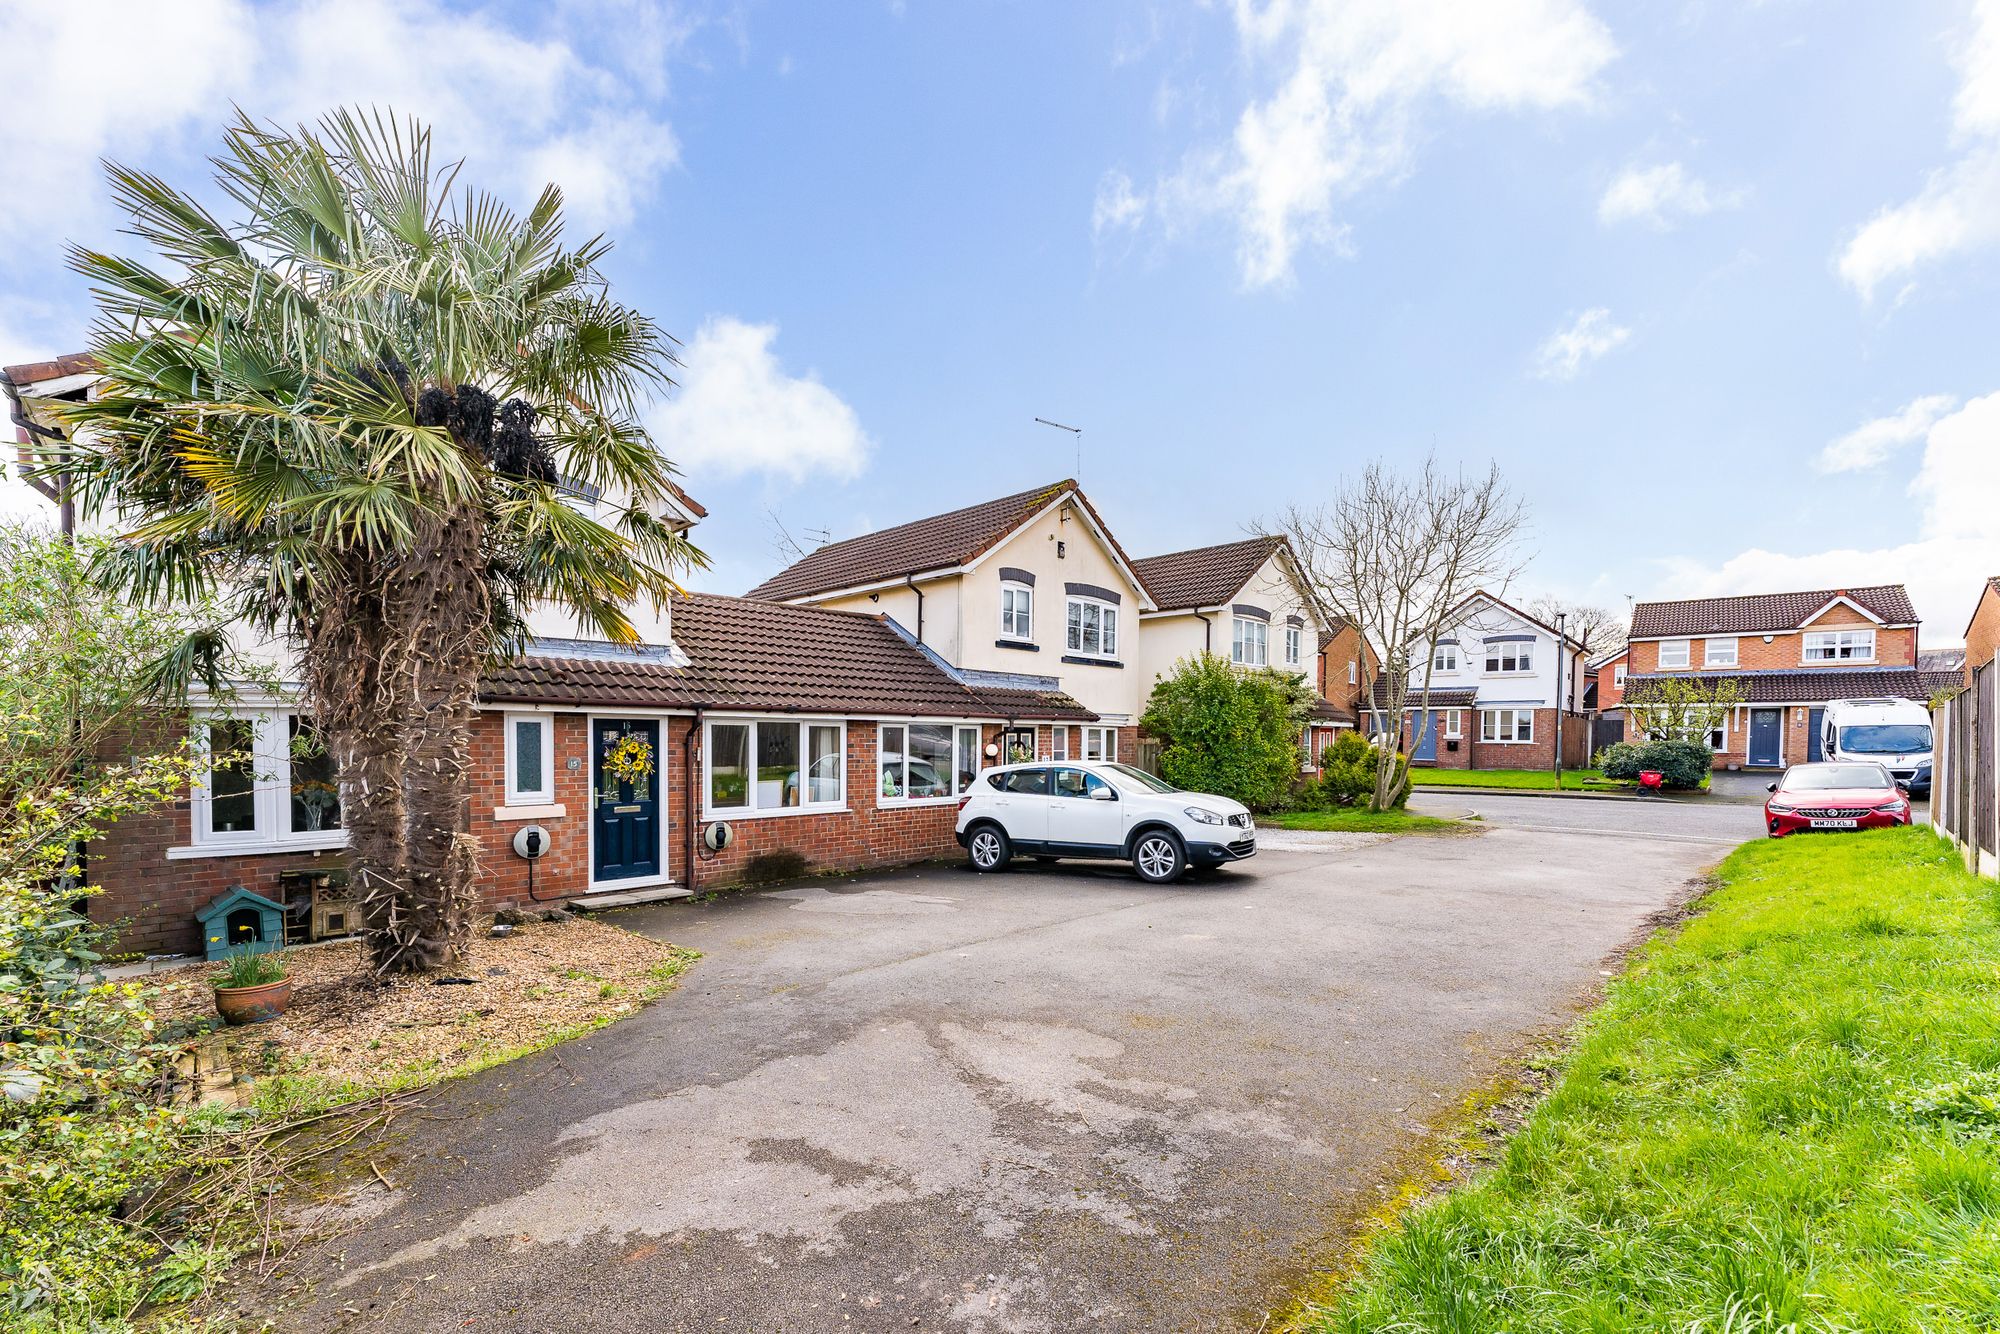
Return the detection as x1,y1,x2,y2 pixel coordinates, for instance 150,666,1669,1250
143,915,694,1091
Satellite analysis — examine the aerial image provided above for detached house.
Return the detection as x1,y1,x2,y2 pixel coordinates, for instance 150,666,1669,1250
1380,592,1591,770
1621,584,1939,768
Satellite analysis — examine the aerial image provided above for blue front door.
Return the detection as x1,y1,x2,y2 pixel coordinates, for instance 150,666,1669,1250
593,719,661,882
1748,708,1784,768
1807,708,1825,762
1411,711,1439,763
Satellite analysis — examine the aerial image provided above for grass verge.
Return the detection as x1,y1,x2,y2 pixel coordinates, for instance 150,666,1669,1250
1293,826,2000,1332
1410,768,1615,791
1259,809,1461,834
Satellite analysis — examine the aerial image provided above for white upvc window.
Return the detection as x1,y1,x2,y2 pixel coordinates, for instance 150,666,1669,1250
1708,713,1729,752
1001,582,1033,641
188,709,345,854
1613,663,1627,688
1658,640,1691,670
1082,726,1118,762
1484,641,1534,673
1284,624,1303,666
1347,661,1358,685
878,721,983,803
1066,598,1118,658
706,718,846,815
1433,643,1459,673
1443,709,1463,739
1052,725,1070,760
504,713,556,806
1232,617,1268,666
1480,709,1535,743
1803,628,1875,663
1704,637,1739,668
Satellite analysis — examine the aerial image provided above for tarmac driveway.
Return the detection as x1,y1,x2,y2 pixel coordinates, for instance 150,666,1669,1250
257,819,1724,1332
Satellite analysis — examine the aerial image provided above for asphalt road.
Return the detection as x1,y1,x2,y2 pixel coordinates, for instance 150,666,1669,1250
1410,789,1770,845
250,807,1738,1333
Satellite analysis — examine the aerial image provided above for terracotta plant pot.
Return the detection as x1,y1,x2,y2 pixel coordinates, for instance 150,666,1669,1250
215,978,293,1025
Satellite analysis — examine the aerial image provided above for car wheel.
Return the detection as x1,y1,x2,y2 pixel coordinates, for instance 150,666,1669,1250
1132,830,1186,884
967,824,1012,873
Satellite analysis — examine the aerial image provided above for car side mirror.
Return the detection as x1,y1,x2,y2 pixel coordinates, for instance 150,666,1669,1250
1090,786,1117,801
1766,782,1778,793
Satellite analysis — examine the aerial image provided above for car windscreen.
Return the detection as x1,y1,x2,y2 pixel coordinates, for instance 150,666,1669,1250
1837,724,1931,755
1785,764,1894,790
1103,763,1179,793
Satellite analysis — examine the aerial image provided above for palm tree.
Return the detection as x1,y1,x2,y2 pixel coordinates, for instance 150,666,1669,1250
52,110,704,974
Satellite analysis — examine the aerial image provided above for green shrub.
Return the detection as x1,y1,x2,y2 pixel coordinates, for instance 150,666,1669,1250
215,947,285,989
1600,738,1710,788
1316,732,1379,807
1140,654,1317,811
1598,741,1644,779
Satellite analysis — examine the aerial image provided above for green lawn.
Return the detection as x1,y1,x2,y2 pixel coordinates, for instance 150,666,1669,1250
1259,808,1460,834
1297,827,2000,1332
1409,767,1617,791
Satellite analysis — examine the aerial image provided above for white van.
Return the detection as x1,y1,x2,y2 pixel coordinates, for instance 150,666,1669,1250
1819,698,1933,796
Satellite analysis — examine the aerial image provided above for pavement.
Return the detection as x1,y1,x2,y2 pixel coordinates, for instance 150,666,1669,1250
246,805,1737,1333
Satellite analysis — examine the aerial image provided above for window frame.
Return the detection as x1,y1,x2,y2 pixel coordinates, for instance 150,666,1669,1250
877,721,985,805
1081,725,1118,763
182,708,347,857
1000,581,1033,641
1613,662,1627,688
1657,639,1691,670
1482,641,1535,674
1432,643,1460,673
1284,624,1303,666
1065,597,1119,659
1442,709,1463,739
1704,637,1739,668
504,712,556,807
1231,616,1268,667
1479,708,1535,744
704,716,848,818
1802,628,1875,663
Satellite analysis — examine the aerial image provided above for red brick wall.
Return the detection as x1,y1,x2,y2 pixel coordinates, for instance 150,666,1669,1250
1595,651,1628,708
1628,617,1917,675
1395,707,1590,771
1967,586,2000,682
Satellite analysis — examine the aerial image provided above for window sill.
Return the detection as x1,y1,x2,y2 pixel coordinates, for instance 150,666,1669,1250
995,638,1040,652
494,802,567,822
878,795,963,807
1802,659,1875,666
167,832,349,861
702,804,849,822
1061,655,1123,668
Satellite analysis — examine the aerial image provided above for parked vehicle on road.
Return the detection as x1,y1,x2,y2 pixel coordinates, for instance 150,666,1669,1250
1819,697,1932,796
1764,761,1912,837
955,761,1255,883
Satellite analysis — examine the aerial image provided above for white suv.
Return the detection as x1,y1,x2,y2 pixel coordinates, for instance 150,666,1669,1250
954,761,1255,883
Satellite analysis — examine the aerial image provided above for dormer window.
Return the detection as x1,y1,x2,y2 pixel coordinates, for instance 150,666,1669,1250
1001,581,1033,641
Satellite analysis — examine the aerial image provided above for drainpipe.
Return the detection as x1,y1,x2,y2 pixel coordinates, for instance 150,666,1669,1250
905,574,925,642
1194,611,1212,654
683,710,702,896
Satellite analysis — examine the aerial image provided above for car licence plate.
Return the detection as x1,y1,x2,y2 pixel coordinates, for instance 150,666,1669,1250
1809,818,1858,829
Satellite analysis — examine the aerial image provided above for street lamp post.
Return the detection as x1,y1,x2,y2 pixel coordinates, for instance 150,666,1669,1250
1554,611,1567,790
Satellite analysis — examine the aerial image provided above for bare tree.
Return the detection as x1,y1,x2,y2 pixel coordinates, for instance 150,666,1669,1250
1526,595,1626,654
1269,457,1528,810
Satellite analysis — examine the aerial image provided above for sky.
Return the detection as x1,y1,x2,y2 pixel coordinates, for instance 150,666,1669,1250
2,0,1997,641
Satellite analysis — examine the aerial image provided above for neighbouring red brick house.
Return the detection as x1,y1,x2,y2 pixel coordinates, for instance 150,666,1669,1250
1621,584,1959,769
1964,578,2000,684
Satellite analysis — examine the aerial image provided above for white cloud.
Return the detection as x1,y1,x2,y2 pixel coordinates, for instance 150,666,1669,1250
1533,308,1630,380
650,318,871,484
1816,394,1959,473
1838,0,2000,298
0,0,682,250
1093,170,1148,236
1661,392,2000,641
1597,161,1738,228
1128,0,1615,287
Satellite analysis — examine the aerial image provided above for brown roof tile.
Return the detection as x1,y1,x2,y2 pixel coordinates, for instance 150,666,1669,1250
744,480,1149,604
480,593,1094,720
1372,682,1478,709
0,351,99,386
1630,585,1917,638
1623,667,1935,705
1131,536,1285,611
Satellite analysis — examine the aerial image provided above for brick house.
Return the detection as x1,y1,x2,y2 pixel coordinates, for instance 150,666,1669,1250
1588,645,1630,748
1963,578,2000,683
1129,535,1345,770
8,356,1097,957
1621,584,1951,769
1318,618,1378,748
1373,591,1592,771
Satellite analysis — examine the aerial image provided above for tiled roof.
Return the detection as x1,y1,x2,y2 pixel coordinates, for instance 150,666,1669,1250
1919,647,1966,673
1131,536,1284,611
1630,585,1917,638
745,480,1145,603
480,593,1095,721
1372,682,1478,709
0,351,99,385
1921,669,1965,697
1310,698,1355,723
1623,667,1936,705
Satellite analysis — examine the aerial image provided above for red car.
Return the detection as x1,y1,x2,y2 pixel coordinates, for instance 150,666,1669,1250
1765,762,1912,837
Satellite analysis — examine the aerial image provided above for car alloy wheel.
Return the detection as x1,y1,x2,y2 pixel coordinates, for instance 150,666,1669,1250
1134,833,1183,883
970,829,1006,870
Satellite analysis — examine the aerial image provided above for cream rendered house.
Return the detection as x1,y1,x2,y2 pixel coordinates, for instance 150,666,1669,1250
745,480,1156,759
1131,536,1328,691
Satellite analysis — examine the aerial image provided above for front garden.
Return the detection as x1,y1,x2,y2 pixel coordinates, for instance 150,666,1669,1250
1293,826,2000,1331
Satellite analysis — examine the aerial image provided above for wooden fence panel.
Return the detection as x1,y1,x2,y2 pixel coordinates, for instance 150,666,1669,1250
1936,661,1997,873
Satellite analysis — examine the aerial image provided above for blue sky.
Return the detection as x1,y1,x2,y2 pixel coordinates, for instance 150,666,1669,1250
4,1,1997,638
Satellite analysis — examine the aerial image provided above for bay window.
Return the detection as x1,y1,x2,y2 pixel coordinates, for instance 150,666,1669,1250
186,710,344,853
879,722,983,802
1231,617,1268,666
1066,598,1118,658
706,718,845,815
